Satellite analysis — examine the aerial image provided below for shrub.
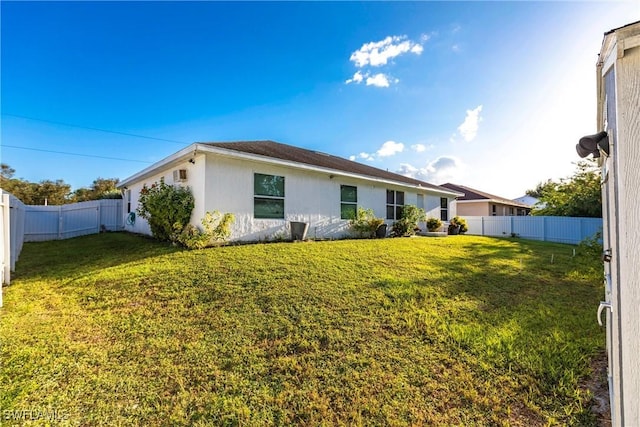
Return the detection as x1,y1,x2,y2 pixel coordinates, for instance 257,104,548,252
177,211,235,249
426,217,443,232
450,216,468,233
392,205,426,236
577,230,603,259
349,207,385,238
137,178,194,243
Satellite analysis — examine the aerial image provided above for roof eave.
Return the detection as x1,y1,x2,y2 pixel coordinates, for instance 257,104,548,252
117,143,199,188
199,145,458,195
455,199,531,208
119,143,458,197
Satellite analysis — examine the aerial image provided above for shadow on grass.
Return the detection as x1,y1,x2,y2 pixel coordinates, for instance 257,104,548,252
12,232,182,282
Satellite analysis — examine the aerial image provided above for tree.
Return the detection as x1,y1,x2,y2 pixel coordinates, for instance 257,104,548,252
1,163,15,179
72,177,121,202
526,180,553,199
0,164,120,205
530,160,601,218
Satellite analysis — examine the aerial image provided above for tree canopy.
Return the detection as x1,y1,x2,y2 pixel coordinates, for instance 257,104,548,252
0,163,121,205
529,160,601,218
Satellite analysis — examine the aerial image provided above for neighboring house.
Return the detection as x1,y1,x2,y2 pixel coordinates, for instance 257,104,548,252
118,141,462,241
441,183,531,217
591,20,640,427
512,195,540,207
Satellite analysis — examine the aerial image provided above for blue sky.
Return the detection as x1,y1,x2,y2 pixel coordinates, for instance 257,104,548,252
1,1,638,199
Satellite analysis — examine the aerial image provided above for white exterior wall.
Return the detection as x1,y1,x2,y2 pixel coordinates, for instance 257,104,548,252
123,154,207,235
123,150,455,241
204,154,450,241
598,22,640,427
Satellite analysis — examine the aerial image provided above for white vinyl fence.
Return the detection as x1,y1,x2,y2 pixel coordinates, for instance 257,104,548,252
0,193,123,304
1,192,10,294
464,216,602,245
24,199,123,242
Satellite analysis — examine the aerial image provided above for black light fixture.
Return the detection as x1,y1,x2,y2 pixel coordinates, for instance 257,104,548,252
188,158,195,164
576,131,609,158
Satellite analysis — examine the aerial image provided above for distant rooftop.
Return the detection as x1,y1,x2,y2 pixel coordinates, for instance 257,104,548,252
441,183,531,208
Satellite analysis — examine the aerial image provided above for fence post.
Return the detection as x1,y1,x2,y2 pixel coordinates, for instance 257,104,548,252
2,193,10,296
542,217,546,242
481,216,485,236
510,216,514,236
58,206,63,240
96,204,101,234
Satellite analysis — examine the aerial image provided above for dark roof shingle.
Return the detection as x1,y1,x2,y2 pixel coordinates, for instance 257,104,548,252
201,140,452,193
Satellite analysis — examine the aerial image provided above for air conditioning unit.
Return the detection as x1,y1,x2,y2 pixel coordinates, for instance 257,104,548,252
173,169,187,182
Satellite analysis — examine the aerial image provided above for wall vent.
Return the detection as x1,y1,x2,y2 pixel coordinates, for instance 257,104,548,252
173,169,188,182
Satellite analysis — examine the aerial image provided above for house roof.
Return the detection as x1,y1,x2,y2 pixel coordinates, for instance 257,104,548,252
201,140,454,193
604,20,640,36
118,140,462,196
441,183,531,208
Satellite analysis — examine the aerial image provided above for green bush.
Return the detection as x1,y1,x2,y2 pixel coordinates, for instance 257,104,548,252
177,211,235,249
349,207,385,238
577,230,603,259
426,217,443,232
392,205,426,236
136,178,195,243
450,216,468,233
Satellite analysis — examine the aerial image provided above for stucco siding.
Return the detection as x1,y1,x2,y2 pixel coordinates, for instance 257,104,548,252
123,156,206,235
455,202,490,217
122,151,455,241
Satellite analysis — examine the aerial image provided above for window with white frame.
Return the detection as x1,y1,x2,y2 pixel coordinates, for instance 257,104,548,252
254,173,285,219
386,190,404,220
340,185,357,219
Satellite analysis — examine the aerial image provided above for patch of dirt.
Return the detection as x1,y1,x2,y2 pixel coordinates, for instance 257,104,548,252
580,351,611,427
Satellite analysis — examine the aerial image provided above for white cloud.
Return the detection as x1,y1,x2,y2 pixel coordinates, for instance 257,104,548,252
420,33,431,43
410,143,434,153
397,156,464,184
366,73,392,88
350,140,406,163
345,71,397,88
457,105,483,142
349,35,424,68
452,44,460,53
376,140,404,157
345,71,364,85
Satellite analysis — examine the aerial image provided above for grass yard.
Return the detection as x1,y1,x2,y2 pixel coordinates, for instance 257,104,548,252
1,233,604,426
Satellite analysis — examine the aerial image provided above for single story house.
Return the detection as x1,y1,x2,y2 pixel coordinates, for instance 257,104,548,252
118,140,463,241
512,194,542,208
441,183,531,217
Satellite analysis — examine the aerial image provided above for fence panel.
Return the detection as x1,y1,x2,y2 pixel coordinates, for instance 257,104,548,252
463,216,602,244
24,200,123,242
24,206,62,242
98,199,124,231
60,203,100,239
1,193,9,291
9,194,25,271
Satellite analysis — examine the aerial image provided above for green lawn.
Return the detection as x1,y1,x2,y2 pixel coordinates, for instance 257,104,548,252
1,233,604,426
